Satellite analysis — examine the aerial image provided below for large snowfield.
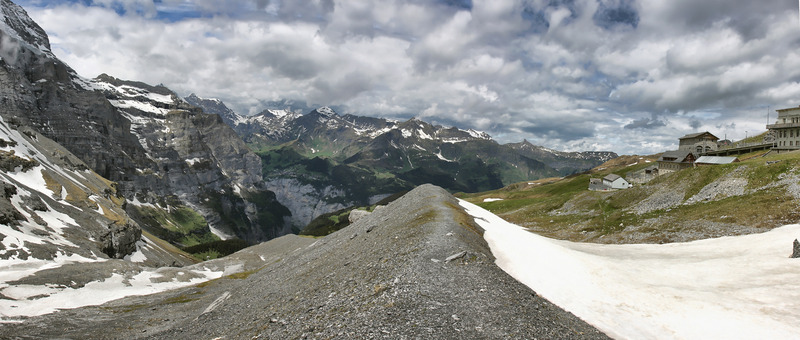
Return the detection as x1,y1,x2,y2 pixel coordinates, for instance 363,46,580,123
459,199,800,339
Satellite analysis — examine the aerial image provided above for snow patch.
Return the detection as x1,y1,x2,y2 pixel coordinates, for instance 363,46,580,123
417,129,433,140
109,99,170,115
316,106,336,116
0,267,224,319
465,129,491,140
185,158,203,166
267,109,290,118
123,240,149,263
435,151,454,162
482,198,503,202
460,199,800,339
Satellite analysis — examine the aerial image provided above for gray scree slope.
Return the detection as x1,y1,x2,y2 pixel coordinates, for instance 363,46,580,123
6,184,608,339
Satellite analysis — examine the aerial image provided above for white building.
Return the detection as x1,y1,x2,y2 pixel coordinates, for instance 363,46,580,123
602,174,631,190
767,105,800,152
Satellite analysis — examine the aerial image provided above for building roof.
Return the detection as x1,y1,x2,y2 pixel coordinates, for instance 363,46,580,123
603,174,621,182
695,156,739,164
679,131,718,140
776,105,800,113
658,150,694,162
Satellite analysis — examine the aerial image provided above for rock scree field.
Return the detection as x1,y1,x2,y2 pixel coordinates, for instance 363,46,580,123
2,184,608,339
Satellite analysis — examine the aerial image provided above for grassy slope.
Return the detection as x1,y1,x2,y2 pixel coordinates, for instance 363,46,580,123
459,150,800,244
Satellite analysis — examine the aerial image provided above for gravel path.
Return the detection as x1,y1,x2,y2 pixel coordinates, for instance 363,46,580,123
5,184,608,339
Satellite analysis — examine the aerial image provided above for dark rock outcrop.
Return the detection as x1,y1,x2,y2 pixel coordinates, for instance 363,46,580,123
792,239,800,258
0,182,25,225
100,221,142,259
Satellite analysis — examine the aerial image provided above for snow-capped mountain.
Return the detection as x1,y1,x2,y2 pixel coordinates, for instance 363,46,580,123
0,0,290,249
508,140,618,175
189,99,587,228
226,104,494,154
184,93,244,128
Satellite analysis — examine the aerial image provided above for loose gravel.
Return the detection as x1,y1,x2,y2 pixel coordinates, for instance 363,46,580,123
5,184,608,339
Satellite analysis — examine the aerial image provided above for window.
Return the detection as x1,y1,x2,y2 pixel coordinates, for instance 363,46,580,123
696,146,703,153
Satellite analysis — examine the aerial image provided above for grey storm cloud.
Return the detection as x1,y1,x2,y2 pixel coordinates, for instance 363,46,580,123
624,117,666,130
18,0,800,155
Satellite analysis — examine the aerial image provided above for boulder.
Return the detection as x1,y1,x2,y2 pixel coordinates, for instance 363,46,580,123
100,221,142,259
792,239,800,258
348,209,371,223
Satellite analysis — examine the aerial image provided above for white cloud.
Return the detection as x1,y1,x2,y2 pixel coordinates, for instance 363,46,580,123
16,0,800,155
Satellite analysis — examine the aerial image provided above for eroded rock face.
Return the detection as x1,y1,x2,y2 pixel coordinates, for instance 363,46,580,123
264,178,348,229
100,221,141,259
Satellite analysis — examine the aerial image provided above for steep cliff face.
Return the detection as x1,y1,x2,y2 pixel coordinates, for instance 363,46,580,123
0,1,289,245
264,177,349,228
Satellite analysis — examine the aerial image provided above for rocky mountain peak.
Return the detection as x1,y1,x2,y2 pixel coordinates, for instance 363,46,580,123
313,106,337,117
0,0,53,61
184,93,243,128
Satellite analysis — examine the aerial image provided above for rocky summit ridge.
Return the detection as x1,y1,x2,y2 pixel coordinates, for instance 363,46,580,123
4,185,609,339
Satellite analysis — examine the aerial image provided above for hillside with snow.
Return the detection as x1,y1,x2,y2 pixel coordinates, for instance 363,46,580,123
461,199,800,339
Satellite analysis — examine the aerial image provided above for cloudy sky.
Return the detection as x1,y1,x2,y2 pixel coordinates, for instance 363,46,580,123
14,0,800,154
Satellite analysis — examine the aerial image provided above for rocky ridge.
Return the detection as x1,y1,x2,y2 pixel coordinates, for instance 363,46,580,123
3,184,609,339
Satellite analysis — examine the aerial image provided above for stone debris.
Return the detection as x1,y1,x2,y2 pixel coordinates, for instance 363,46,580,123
3,184,609,339
349,209,371,223
445,251,467,263
201,291,231,315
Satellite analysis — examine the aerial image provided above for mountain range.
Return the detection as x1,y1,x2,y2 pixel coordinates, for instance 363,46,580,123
8,2,799,337
185,95,617,228
0,0,612,309
0,0,615,255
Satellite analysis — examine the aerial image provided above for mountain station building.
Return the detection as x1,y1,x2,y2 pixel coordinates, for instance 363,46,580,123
657,150,697,174
767,105,800,152
678,132,719,154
